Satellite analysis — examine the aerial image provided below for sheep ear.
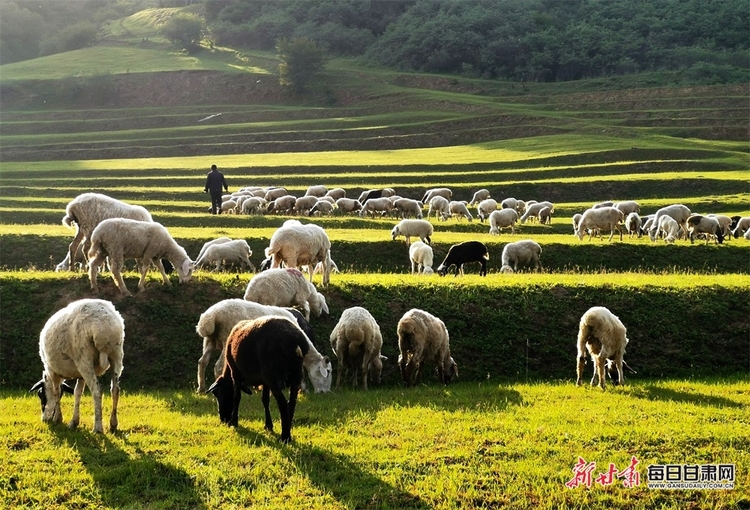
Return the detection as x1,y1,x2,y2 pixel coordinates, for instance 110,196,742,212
61,381,75,394
29,379,45,392
182,260,191,276
323,357,332,370
205,381,220,394
380,355,388,361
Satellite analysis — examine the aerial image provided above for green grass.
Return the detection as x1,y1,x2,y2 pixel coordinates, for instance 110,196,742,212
3,380,748,509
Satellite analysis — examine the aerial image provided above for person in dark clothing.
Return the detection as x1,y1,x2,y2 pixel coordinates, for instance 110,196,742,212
204,164,228,214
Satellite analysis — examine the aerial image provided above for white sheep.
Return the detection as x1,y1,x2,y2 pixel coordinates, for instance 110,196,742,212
195,298,332,393
576,207,624,242
243,268,329,321
391,219,434,245
359,197,393,217
501,197,519,211
500,239,542,273
537,206,552,225
656,215,681,243
686,215,725,244
427,196,451,221
520,201,554,224
305,185,328,197
56,193,152,272
30,298,124,433
293,195,320,215
469,189,491,206
615,201,640,216
325,188,346,200
397,308,457,387
649,204,691,241
309,199,335,216
265,222,332,286
240,196,267,214
592,201,614,209
449,201,474,222
88,218,193,296
707,214,733,238
488,209,519,235
421,187,453,204
264,187,288,202
220,199,238,214
335,197,362,215
392,198,424,219
196,237,232,262
576,306,629,391
625,212,642,238
266,195,297,214
195,239,255,272
476,198,498,222
572,213,583,235
408,240,434,274
329,306,385,390
732,217,750,238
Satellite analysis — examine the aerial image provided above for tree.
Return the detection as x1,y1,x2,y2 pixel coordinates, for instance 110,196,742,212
161,13,204,53
276,37,326,92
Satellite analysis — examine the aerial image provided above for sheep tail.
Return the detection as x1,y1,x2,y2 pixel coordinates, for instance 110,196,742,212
195,312,216,339
483,252,490,260
87,238,103,260
62,215,74,228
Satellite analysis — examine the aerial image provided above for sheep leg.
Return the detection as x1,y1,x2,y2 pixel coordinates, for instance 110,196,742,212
594,357,607,391
361,358,369,391
68,378,86,430
285,386,300,443
261,385,274,432
109,260,132,296
67,231,86,272
230,383,241,427
88,252,107,293
197,338,216,393
270,386,292,443
153,259,171,285
213,352,225,380
109,373,120,432
576,355,586,386
42,374,65,424
136,261,151,292
76,367,103,433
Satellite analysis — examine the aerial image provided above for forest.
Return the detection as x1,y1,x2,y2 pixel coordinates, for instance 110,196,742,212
1,0,747,83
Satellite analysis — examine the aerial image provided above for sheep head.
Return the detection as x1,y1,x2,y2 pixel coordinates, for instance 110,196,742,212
206,376,238,425
306,357,332,393
29,376,74,422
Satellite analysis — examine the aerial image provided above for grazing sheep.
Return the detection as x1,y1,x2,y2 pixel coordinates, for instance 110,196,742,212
335,197,362,215
266,195,297,214
243,268,328,321
195,239,255,272
393,198,424,219
469,189,491,206
421,187,453,204
437,240,489,277
196,299,332,393
576,207,624,242
520,201,554,224
309,200,335,216
265,222,332,286
264,187,288,202
593,201,614,209
537,206,552,225
30,299,124,433
391,219,434,245
196,237,232,262
576,306,629,391
476,198,499,222
732,217,750,238
501,197,519,211
305,185,328,197
500,239,542,273
397,308,457,387
358,188,383,204
409,240,434,275
293,195,320,215
427,196,451,221
207,317,309,442
240,197,267,215
649,204,691,241
88,219,193,296
686,215,725,244
359,197,393,217
325,188,346,200
625,212,642,238
56,193,152,272
656,215,681,243
489,209,519,235
707,214,733,238
220,199,238,214
329,307,385,390
572,213,583,235
615,201,640,216
449,201,474,222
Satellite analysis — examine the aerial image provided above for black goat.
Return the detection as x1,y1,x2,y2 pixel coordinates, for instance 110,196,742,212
207,316,309,443
436,241,489,277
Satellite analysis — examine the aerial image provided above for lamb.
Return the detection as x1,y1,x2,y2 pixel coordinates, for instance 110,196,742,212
427,196,451,221
265,222,333,286
476,198,498,222
656,215,681,243
30,298,124,433
88,218,193,296
243,268,329,321
520,201,554,224
206,316,309,443
325,188,346,200
220,199,238,214
469,189,491,206
335,197,362,215
359,197,393,217
576,207,624,242
449,201,474,222
625,212,642,238
649,204,691,241
309,200,335,216
500,239,542,273
397,308,457,387
305,185,328,197
391,219,434,245
196,298,332,393
576,306,630,391
732,217,750,238
195,239,255,272
686,215,725,244
436,240,489,277
408,240,434,274
421,187,453,204
392,198,424,219
329,306,385,390
488,209,519,235
615,201,640,216
56,193,152,272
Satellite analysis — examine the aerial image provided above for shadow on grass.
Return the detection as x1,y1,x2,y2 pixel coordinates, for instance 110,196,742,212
51,427,204,509
235,427,431,510
629,385,743,408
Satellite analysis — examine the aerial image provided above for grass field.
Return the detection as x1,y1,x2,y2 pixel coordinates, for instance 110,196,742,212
0,6,748,508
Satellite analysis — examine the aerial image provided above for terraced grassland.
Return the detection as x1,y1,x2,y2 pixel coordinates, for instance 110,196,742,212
0,14,748,508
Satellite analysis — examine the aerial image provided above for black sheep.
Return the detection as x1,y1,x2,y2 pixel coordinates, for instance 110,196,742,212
207,316,309,443
358,189,383,204
436,241,489,277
